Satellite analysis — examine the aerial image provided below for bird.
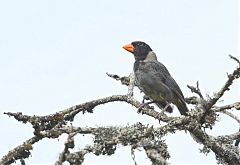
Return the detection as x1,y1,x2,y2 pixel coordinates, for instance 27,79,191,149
122,41,188,115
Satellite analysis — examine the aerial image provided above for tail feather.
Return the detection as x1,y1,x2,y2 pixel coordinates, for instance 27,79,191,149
176,98,189,115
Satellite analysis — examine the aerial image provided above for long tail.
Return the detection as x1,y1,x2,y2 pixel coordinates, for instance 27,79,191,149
155,101,173,113
175,98,189,115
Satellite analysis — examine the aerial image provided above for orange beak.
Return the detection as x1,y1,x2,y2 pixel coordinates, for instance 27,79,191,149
122,43,134,53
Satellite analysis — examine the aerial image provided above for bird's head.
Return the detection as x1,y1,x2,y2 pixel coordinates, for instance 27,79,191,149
122,41,153,61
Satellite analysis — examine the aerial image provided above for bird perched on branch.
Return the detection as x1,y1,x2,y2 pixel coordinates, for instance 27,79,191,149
122,41,188,115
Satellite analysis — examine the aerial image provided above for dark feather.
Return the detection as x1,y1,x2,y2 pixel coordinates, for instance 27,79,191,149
155,101,173,113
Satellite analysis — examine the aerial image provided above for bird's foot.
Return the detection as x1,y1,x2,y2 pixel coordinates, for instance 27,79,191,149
137,102,154,113
155,110,165,121
155,102,171,121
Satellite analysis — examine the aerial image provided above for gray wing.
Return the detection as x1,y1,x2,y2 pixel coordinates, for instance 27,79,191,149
150,61,185,100
150,61,188,115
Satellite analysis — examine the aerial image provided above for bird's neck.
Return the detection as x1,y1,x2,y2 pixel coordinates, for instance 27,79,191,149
133,51,157,72
140,51,157,62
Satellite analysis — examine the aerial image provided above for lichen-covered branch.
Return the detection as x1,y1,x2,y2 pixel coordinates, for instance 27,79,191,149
1,123,171,165
1,56,240,165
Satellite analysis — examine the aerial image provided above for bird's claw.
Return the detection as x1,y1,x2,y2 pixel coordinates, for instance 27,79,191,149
137,103,154,113
155,111,164,121
155,103,171,122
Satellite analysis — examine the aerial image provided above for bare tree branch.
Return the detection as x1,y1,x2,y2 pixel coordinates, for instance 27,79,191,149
1,56,240,165
214,102,240,112
199,55,240,125
221,110,240,124
206,55,240,110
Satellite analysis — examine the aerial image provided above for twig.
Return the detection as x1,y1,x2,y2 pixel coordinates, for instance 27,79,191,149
221,110,240,124
206,55,240,110
229,54,240,66
106,72,130,86
127,71,135,97
55,126,76,165
214,102,240,112
187,81,204,99
131,147,138,165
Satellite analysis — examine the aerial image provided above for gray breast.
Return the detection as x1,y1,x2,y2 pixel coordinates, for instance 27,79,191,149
134,61,173,102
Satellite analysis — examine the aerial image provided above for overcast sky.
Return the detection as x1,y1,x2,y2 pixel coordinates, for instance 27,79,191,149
0,0,238,164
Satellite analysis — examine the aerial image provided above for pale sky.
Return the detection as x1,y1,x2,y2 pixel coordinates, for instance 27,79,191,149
0,0,238,164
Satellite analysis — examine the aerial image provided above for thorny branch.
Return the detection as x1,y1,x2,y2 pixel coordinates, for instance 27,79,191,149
1,55,240,165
